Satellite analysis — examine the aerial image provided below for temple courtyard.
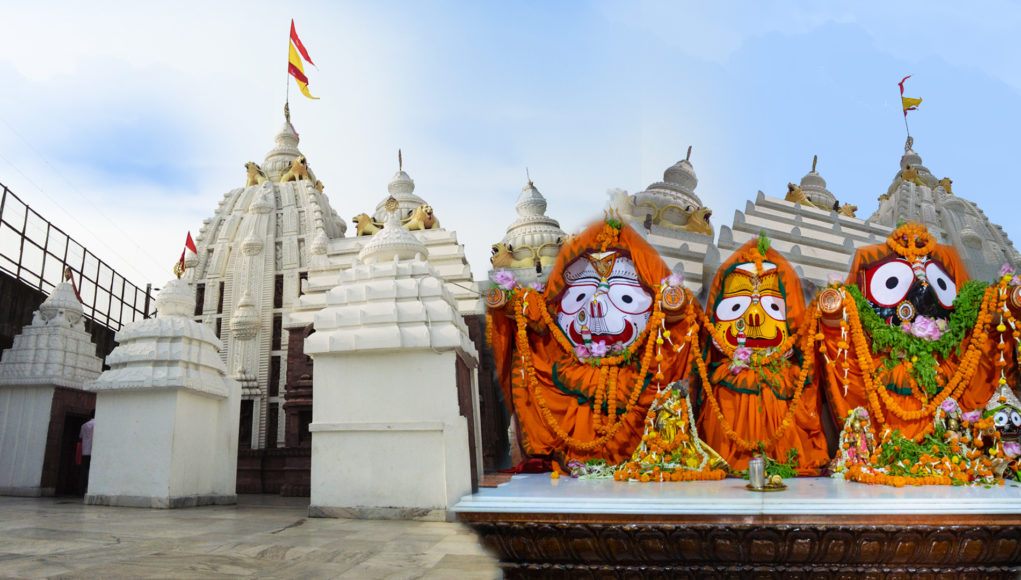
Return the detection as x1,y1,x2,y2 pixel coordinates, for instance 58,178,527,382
0,495,500,579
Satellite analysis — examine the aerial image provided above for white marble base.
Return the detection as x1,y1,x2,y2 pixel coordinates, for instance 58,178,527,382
454,474,1021,516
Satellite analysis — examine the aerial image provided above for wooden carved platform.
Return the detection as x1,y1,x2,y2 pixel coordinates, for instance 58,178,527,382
455,475,1021,578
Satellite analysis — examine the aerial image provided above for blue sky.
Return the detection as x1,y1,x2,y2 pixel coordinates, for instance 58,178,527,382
0,1,1019,290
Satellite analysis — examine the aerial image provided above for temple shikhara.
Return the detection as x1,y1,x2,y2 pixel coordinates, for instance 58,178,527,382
2,100,1021,574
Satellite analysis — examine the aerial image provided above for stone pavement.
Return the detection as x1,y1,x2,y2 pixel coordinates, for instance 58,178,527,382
0,495,500,579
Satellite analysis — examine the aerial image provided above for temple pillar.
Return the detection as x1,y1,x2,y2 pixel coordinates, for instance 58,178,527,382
306,200,479,519
84,279,239,508
0,282,102,497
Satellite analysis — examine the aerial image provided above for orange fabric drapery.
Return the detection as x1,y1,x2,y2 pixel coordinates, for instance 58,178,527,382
488,220,699,465
823,241,1002,440
695,240,829,473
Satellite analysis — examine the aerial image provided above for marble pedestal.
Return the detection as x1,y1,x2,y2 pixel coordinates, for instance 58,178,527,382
309,350,473,520
84,386,240,508
456,474,1021,577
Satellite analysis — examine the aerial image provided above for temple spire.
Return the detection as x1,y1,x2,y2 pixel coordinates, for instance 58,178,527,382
686,145,692,162
812,155,818,173
398,149,403,171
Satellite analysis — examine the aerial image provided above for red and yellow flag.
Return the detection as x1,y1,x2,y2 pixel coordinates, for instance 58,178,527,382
175,232,198,278
898,75,921,116
288,20,319,100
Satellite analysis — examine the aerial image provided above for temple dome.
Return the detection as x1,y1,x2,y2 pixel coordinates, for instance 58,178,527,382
497,180,566,280
663,159,698,193
360,198,429,264
799,161,836,210
373,166,428,223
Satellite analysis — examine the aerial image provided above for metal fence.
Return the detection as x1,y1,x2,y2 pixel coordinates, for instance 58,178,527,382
0,181,153,331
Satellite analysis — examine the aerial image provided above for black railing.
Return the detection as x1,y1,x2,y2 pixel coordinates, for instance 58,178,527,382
0,181,153,331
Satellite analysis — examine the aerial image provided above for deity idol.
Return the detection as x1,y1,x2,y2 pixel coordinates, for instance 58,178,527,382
818,222,1020,442
486,217,699,467
693,237,829,473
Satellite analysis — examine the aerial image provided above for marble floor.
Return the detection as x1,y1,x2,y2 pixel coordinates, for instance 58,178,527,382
0,495,501,579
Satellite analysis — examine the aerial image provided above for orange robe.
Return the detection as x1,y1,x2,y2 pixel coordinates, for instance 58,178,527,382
488,221,699,465
822,242,1003,440
694,241,829,474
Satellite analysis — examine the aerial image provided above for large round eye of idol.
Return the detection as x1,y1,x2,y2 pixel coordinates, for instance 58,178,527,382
559,283,597,315
759,295,787,321
925,261,957,309
865,259,914,307
994,410,1010,428
1011,409,1021,428
607,281,654,315
715,295,751,321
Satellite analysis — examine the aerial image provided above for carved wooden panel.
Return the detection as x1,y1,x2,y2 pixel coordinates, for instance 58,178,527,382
463,520,1021,579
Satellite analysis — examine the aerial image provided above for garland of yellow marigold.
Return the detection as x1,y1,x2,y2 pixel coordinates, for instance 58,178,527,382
509,288,670,453
692,302,821,453
835,279,1007,441
886,222,936,261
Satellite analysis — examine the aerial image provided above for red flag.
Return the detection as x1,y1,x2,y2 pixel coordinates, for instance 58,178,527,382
899,75,922,117
185,232,198,254
290,20,315,66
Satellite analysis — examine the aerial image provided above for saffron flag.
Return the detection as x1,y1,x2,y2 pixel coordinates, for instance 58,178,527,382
898,75,921,116
176,231,197,277
288,20,319,100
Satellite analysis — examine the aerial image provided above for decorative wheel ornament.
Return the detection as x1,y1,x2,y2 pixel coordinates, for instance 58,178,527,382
484,287,507,309
896,300,916,322
661,285,686,312
819,288,843,314
1010,286,1021,312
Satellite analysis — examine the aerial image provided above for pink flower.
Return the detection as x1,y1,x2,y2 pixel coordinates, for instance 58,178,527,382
574,344,590,359
493,269,516,291
664,273,684,287
528,281,545,292
733,346,752,364
730,346,752,374
940,399,959,414
962,410,981,423
827,272,844,285
908,316,942,341
1012,276,1021,287
589,341,608,358
1000,263,1016,277
1004,442,1021,458
610,342,626,353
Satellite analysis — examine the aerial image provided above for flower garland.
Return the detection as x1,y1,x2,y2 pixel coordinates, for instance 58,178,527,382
691,302,821,453
886,222,936,261
844,413,1008,487
833,278,1008,440
509,287,669,453
613,388,727,482
846,281,987,397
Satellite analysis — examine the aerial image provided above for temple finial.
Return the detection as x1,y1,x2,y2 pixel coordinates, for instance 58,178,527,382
398,149,403,171
63,266,72,282
686,146,692,162
284,102,290,124
526,167,533,187
905,135,914,153
812,155,818,173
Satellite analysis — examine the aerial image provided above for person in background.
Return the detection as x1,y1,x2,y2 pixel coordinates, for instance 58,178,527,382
78,415,95,495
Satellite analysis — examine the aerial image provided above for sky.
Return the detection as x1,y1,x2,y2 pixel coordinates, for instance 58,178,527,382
1,1,1020,297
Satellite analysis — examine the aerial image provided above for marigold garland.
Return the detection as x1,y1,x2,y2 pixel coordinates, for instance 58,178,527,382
509,285,676,453
692,303,821,453
829,276,1010,441
886,222,936,261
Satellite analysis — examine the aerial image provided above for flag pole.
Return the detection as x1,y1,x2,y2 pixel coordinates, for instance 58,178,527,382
285,24,291,108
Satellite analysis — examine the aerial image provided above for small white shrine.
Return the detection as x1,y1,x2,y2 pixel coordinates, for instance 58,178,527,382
84,279,239,508
0,280,102,496
305,198,480,519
